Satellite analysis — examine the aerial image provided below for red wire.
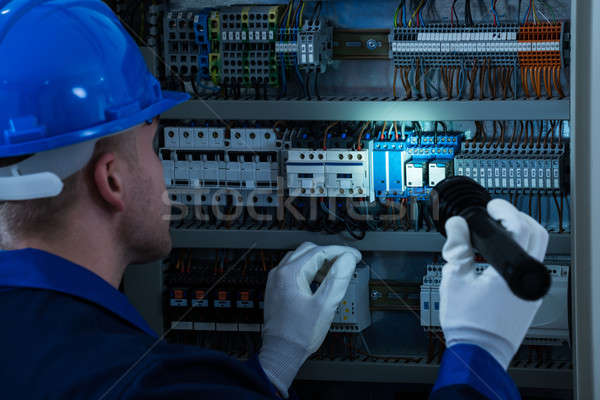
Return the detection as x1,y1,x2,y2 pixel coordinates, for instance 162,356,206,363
526,0,532,23
450,5,454,26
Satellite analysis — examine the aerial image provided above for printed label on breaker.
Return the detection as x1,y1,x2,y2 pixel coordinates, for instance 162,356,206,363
214,300,232,308
192,299,208,307
170,299,188,307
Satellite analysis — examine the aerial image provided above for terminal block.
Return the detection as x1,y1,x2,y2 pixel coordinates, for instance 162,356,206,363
454,141,566,193
275,27,299,67
297,19,333,73
389,23,562,69
164,11,200,79
194,11,212,80
217,5,282,88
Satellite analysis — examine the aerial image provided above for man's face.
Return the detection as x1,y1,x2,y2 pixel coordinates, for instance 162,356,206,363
121,119,172,264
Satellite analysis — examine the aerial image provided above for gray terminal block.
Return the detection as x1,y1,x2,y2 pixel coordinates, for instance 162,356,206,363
454,142,566,193
218,5,278,86
164,11,200,79
298,19,333,73
390,24,523,68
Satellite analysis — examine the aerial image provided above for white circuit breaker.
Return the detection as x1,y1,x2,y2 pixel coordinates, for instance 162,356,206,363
330,265,372,332
286,149,326,197
286,149,369,197
324,149,369,197
161,126,284,207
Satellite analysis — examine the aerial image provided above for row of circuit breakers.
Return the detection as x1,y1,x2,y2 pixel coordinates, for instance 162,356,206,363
164,6,564,89
168,264,371,333
161,126,567,205
421,263,570,345
167,260,569,344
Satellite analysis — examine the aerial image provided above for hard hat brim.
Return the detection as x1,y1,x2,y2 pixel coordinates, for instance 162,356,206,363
0,90,190,158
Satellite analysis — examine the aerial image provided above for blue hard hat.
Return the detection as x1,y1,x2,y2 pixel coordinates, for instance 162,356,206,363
0,0,190,158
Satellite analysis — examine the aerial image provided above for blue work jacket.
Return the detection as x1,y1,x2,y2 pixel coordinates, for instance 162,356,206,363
0,249,520,399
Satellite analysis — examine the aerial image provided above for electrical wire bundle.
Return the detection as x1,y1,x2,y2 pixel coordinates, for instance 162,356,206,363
278,0,325,100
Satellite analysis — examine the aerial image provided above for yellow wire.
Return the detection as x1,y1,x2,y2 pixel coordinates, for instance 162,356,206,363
299,2,305,27
532,0,539,23
408,0,425,27
286,0,293,28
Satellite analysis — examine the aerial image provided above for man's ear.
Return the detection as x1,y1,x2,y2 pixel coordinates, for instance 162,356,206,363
93,152,125,212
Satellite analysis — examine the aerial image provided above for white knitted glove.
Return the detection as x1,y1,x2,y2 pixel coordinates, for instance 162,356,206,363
258,242,361,397
440,199,549,370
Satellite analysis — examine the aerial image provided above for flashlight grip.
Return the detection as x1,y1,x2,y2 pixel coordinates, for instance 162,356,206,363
460,207,551,301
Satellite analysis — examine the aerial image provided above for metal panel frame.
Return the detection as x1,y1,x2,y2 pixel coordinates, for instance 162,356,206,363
297,360,572,390
571,0,600,398
169,229,571,253
162,98,570,121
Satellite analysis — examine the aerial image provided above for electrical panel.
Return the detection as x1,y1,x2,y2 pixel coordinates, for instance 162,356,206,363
120,0,577,396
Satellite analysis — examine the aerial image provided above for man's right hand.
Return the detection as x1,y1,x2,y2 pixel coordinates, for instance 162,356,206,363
439,199,549,370
258,242,361,397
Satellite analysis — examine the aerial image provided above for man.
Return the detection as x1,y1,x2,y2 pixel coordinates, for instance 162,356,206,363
0,1,548,399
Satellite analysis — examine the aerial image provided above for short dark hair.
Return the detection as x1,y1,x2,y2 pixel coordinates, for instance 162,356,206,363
0,131,137,249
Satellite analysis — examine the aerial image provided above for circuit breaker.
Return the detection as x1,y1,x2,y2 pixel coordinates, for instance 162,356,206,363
420,263,570,345
330,265,371,332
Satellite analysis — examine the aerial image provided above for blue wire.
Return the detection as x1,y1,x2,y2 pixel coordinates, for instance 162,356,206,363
523,1,531,24
490,0,499,24
282,2,290,27
320,202,344,222
295,62,305,95
295,1,301,27
197,80,221,92
402,2,407,27
419,5,425,27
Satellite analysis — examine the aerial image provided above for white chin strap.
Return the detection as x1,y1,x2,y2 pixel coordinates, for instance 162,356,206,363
0,140,98,201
